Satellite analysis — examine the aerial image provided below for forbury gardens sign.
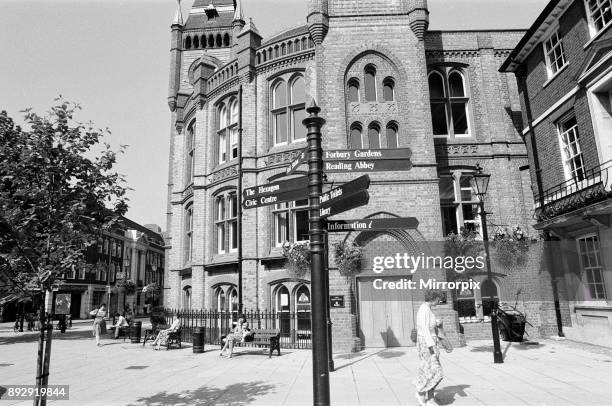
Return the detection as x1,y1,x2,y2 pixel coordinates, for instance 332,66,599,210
242,147,415,225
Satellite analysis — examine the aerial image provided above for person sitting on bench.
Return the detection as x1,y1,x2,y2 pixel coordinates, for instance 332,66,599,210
151,314,181,350
113,312,129,339
220,314,251,358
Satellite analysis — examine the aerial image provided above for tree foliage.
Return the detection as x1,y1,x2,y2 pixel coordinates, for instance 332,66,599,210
0,100,128,302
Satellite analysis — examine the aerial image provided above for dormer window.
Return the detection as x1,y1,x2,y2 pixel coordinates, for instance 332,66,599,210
205,3,219,19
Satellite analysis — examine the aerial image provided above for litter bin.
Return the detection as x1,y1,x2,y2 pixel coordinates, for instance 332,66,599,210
193,327,205,353
497,307,526,342
130,321,142,343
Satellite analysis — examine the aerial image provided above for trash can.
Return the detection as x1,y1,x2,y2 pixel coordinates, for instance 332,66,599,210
193,327,205,353
130,321,142,343
497,309,526,342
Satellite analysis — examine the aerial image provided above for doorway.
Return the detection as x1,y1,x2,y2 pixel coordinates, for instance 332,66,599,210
358,277,415,347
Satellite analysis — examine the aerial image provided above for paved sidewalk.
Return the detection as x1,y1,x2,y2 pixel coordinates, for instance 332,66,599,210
1,324,611,405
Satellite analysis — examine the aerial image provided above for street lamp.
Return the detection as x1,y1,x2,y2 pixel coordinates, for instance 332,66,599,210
472,164,504,364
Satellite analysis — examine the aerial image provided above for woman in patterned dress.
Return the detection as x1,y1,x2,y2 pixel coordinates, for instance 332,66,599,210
220,314,250,358
415,290,445,406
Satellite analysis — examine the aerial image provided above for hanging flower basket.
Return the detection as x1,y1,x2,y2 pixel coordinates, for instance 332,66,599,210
491,226,532,269
116,279,136,295
444,227,483,259
282,241,311,278
333,242,363,278
143,282,161,297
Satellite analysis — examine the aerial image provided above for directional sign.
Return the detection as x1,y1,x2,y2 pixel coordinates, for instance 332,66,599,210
320,190,369,218
286,148,308,175
242,188,308,209
323,159,412,173
325,217,420,232
324,148,412,161
243,176,308,199
320,175,370,207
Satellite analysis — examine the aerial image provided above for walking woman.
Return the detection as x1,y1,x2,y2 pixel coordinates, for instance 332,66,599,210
90,303,107,347
415,290,445,406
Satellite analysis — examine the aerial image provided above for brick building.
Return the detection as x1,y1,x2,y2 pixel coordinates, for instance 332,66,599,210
45,218,165,320
501,0,612,347
165,0,558,351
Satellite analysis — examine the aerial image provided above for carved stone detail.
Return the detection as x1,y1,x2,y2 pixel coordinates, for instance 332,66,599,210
435,145,479,155
208,166,238,183
349,102,397,115
264,150,303,167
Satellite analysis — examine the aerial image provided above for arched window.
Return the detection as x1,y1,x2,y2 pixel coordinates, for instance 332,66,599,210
347,78,360,103
288,41,293,53
218,103,228,163
230,100,239,159
368,123,381,149
183,286,192,310
214,192,237,254
275,285,291,336
201,35,206,48
223,33,230,46
216,287,226,311
274,45,279,58
184,204,193,264
227,287,238,315
294,38,300,52
262,52,267,62
185,121,195,185
350,123,363,149
208,34,215,48
271,75,307,145
454,279,477,322
386,122,398,149
301,37,307,50
185,36,192,49
428,69,470,138
481,279,499,318
295,285,311,333
364,65,377,102
216,33,222,47
193,35,200,48
383,77,395,102
281,43,286,56
257,53,261,64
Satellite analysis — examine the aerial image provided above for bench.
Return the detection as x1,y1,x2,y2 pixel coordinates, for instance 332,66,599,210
146,327,182,350
109,325,130,341
142,325,167,347
234,329,281,358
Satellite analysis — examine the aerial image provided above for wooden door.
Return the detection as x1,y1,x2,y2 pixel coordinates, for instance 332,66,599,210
358,277,415,347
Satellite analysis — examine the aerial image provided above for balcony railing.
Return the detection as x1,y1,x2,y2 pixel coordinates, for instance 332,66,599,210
534,160,612,221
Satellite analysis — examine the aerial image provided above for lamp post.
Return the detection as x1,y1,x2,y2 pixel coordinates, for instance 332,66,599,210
472,164,504,364
151,265,158,306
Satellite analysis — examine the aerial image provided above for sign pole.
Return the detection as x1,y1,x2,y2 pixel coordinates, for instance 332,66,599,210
303,100,330,406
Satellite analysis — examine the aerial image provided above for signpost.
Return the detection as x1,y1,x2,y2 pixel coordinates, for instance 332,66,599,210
322,148,412,173
320,190,369,218
286,148,308,175
325,217,419,232
320,175,370,206
242,176,308,209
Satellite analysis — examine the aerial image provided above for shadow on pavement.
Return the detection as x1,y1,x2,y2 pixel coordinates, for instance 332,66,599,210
470,341,544,353
377,350,406,359
333,350,386,371
0,329,96,345
127,381,276,406
435,384,470,405
335,351,365,359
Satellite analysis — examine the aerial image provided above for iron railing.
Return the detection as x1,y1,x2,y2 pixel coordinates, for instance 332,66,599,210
163,308,312,349
534,160,612,221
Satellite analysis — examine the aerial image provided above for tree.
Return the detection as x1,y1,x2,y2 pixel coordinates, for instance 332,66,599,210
0,100,128,405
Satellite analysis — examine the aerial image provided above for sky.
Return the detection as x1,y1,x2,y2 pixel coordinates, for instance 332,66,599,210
0,0,549,230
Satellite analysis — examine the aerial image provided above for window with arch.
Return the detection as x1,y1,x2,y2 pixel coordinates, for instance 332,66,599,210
215,287,226,311
271,74,306,145
386,122,398,149
383,77,395,102
223,33,230,47
208,34,214,48
185,36,192,49
214,192,238,254
439,173,482,237
201,35,206,48
272,199,309,246
185,121,195,185
455,279,477,321
347,78,360,103
364,65,377,102
217,98,239,164
193,36,200,48
350,123,363,149
368,123,381,149
295,285,311,332
216,33,222,47
183,286,192,310
274,285,291,336
184,204,194,264
428,69,471,138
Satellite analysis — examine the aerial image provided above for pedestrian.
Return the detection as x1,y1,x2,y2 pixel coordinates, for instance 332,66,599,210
89,303,107,347
219,314,251,358
151,313,181,350
113,312,129,339
415,290,446,406
124,305,133,324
